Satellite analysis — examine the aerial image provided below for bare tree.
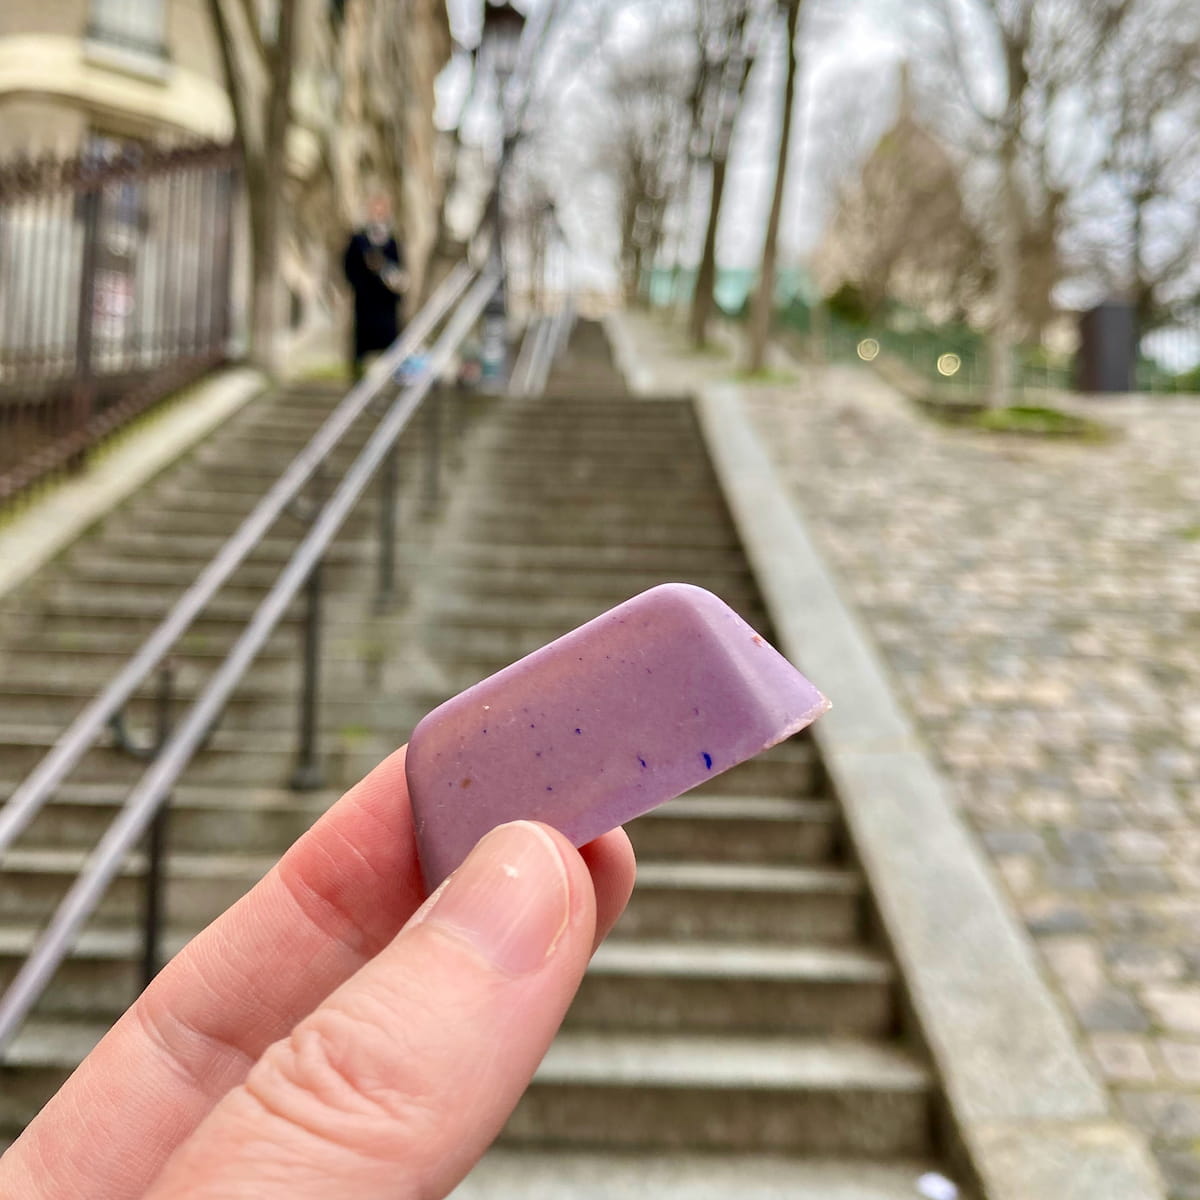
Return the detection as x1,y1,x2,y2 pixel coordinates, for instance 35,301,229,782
1068,0,1200,329
687,0,766,348
744,0,802,372
911,0,1134,404
207,0,299,374
599,55,692,302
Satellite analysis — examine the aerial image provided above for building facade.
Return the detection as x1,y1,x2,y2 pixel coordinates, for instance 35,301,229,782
0,1,453,337
0,0,232,154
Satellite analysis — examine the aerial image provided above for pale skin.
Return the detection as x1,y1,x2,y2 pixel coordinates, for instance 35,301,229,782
0,746,637,1198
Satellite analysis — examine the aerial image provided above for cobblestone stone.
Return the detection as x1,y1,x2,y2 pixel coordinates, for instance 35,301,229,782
1144,987,1200,1035
1091,1034,1161,1083
1160,1042,1200,1085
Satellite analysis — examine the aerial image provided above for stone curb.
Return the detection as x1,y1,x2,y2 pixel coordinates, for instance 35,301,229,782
0,368,266,605
693,382,1166,1200
603,311,656,396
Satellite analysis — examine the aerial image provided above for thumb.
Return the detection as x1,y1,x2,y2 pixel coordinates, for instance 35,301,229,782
146,821,596,1199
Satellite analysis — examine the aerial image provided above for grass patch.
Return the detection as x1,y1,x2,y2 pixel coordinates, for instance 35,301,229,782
971,404,1111,440
920,398,1112,441
1179,525,1200,542
731,367,797,385
299,362,352,383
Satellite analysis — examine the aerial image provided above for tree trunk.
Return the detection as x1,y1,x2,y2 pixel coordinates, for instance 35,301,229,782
248,160,283,376
987,140,1021,408
746,0,801,374
689,154,729,348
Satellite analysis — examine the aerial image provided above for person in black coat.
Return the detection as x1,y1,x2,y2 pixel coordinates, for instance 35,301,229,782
343,194,408,381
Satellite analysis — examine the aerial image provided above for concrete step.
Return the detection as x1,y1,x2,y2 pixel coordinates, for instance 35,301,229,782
0,1028,930,1156
504,1032,931,1156
76,530,370,568
462,519,743,552
452,1150,945,1199
0,624,302,671
0,851,859,944
0,682,378,733
5,785,832,863
627,794,838,864
465,506,739,540
94,499,380,539
618,861,862,944
571,941,893,1035
411,540,754,575
0,928,890,1036
0,848,275,928
0,724,375,788
2,782,331,854
59,551,367,593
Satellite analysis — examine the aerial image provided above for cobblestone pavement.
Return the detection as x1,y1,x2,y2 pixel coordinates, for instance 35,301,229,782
620,313,1200,1197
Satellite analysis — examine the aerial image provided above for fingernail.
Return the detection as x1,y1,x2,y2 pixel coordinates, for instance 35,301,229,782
409,821,571,975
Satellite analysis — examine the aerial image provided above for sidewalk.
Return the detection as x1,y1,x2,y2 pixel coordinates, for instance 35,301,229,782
615,308,1200,1199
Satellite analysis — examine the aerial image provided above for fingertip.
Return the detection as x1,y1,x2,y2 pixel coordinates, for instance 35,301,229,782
578,827,637,950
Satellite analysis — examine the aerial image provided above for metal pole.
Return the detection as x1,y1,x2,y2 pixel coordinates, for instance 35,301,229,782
70,182,102,470
290,555,326,792
375,443,400,612
422,384,442,514
140,661,174,990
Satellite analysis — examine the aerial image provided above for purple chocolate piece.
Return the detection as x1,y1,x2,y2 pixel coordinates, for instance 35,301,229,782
407,583,829,889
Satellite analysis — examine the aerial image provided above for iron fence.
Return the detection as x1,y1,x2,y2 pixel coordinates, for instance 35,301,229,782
0,141,239,506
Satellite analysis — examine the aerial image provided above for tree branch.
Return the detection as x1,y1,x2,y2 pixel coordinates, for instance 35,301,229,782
235,0,270,69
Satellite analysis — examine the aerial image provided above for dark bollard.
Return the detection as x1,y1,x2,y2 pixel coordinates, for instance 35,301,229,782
1077,300,1137,393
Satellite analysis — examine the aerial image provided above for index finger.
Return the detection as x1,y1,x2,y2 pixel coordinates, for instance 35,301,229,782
1,746,423,1200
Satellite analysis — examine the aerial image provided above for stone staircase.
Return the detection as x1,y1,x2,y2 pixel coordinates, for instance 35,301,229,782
0,323,952,1196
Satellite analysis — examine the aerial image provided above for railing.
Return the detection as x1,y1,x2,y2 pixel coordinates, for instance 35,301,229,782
0,141,237,508
0,3,573,1062
0,261,512,1054
510,301,576,397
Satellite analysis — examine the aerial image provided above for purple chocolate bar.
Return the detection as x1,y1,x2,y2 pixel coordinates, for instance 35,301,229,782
407,583,829,889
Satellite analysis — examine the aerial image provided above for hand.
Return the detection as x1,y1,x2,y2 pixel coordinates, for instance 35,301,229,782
382,265,409,294
0,747,636,1199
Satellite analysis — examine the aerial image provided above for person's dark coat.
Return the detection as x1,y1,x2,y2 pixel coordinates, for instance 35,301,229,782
343,231,406,359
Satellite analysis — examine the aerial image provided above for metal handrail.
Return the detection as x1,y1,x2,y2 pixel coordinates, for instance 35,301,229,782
0,261,476,859
0,269,501,1054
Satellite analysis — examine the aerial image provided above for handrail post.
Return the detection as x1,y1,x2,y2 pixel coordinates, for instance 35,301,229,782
422,383,442,515
70,182,101,472
140,661,174,990
375,441,400,612
290,555,326,792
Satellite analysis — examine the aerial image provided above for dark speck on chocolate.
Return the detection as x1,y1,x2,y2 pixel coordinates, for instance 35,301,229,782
638,756,647,768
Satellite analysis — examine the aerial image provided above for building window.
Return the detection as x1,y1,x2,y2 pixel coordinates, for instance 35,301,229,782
88,0,168,60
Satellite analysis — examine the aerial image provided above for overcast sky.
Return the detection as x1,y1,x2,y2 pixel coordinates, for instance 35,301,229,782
440,0,906,286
